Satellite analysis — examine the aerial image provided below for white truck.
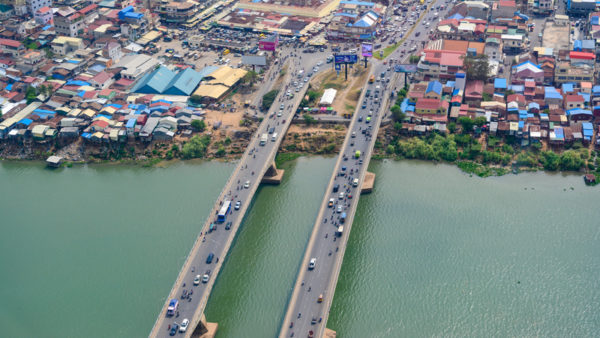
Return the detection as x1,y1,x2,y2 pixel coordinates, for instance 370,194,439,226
260,133,268,146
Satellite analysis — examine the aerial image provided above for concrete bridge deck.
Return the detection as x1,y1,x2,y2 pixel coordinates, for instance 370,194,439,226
150,57,321,338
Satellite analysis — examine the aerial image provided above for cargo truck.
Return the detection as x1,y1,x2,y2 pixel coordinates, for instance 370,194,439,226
260,133,268,145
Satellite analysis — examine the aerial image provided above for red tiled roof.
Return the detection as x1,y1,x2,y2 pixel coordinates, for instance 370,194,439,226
0,38,22,48
92,71,112,84
565,94,584,102
37,6,51,13
79,4,98,15
499,0,516,7
416,98,445,110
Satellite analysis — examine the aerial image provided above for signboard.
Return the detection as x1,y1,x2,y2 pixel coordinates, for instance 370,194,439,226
394,64,417,73
335,63,341,70
334,54,358,64
259,33,279,51
361,43,373,57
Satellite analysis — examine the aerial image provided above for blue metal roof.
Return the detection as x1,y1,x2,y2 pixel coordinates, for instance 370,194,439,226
566,108,592,116
340,0,375,6
18,118,32,126
582,122,593,130
494,78,507,89
544,86,563,100
164,68,204,96
426,81,442,95
126,118,136,128
562,83,574,93
593,85,600,95
578,92,590,103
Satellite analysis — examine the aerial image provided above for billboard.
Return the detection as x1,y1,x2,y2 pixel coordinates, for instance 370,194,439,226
259,34,279,51
334,54,358,64
394,64,417,73
361,43,373,57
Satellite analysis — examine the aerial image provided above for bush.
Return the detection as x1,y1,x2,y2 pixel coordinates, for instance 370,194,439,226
191,119,206,132
447,122,456,134
181,135,211,159
262,90,279,111
454,134,473,146
559,150,584,171
303,114,316,125
457,116,475,133
215,146,226,157
540,150,559,171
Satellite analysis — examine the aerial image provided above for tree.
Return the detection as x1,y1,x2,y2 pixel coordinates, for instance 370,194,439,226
262,90,279,111
394,121,403,132
191,119,206,132
181,135,211,159
189,95,203,104
242,70,258,85
540,151,560,170
390,105,405,121
461,54,491,82
559,150,584,171
26,86,37,104
447,122,456,134
303,114,316,125
457,116,475,133
473,116,487,127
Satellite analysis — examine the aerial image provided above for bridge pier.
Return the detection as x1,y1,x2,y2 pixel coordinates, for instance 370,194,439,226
261,161,285,184
360,171,375,194
191,314,218,338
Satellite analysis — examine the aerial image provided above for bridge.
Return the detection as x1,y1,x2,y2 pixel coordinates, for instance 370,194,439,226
278,60,399,337
150,56,322,338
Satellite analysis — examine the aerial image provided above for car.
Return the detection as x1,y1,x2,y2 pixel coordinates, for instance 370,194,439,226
351,131,356,138
268,127,275,134
328,198,334,207
194,274,201,285
244,180,250,188
339,192,344,199
308,258,316,270
206,252,214,264
366,117,371,123
361,103,367,109
311,317,317,325
304,77,309,82
180,319,190,332
295,87,300,92
347,193,353,199
358,116,363,122
170,323,179,336
280,103,285,110
337,205,342,213
317,61,323,66
167,299,179,316
235,201,241,210
333,184,339,192
202,270,211,283
318,294,323,303
339,170,345,177
225,221,232,230
277,111,282,117
209,223,216,232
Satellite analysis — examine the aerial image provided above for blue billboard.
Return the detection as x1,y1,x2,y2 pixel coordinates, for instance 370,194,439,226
334,54,358,64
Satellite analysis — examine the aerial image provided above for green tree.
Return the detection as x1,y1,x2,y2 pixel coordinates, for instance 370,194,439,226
473,116,487,127
181,135,211,159
26,86,37,103
540,150,560,170
461,54,491,81
191,119,206,132
447,122,456,134
390,105,405,121
189,95,203,104
215,146,226,157
559,150,584,171
303,114,316,125
242,70,259,85
457,116,475,133
394,121,403,132
262,90,279,111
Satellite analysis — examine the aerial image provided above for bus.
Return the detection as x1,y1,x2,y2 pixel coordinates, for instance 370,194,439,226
217,200,231,222
368,75,375,83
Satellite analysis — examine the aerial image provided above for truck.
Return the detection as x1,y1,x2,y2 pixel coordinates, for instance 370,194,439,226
336,226,344,236
260,133,268,146
369,75,375,83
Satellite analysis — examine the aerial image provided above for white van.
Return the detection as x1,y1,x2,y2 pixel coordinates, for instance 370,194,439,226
271,133,278,142
353,178,359,187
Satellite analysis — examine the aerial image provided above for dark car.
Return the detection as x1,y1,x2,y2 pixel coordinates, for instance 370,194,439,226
333,184,339,192
268,127,275,134
358,116,363,122
225,221,232,230
206,252,214,264
170,324,179,336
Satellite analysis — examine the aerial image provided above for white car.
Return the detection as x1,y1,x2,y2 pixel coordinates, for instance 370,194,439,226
202,270,211,283
277,111,282,117
337,205,342,213
244,180,250,188
308,258,316,270
235,201,241,210
193,274,201,285
179,318,189,332
317,61,323,66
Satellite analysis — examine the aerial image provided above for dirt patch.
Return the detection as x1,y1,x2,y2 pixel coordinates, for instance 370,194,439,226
543,21,570,52
307,66,370,116
280,123,347,154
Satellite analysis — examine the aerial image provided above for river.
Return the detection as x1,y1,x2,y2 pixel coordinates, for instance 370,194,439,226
0,158,598,337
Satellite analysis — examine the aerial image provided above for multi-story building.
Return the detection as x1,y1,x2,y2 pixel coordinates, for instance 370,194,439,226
417,49,465,82
554,61,594,84
26,0,51,15
0,38,24,56
51,36,84,55
54,4,98,37
157,0,198,25
0,0,27,15
34,6,53,25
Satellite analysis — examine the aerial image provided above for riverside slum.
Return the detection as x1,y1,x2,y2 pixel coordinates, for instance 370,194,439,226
0,4,294,160
392,0,600,150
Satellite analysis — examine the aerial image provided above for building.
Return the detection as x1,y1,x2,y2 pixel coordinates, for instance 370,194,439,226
501,34,525,53
417,49,465,81
512,61,544,84
554,61,594,84
193,65,247,102
51,36,84,55
26,0,51,15
111,54,159,80
568,0,596,14
34,5,53,25
132,65,204,96
54,4,98,37
156,0,198,25
0,38,24,57
0,0,27,15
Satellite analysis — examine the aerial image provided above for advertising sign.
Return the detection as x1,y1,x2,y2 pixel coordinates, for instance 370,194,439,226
259,34,279,51
394,64,417,73
334,54,358,64
361,43,373,57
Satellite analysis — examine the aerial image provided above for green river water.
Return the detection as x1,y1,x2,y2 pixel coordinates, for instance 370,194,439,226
0,158,598,337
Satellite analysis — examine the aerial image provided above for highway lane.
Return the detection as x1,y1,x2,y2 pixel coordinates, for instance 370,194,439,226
279,1,448,337
150,54,328,338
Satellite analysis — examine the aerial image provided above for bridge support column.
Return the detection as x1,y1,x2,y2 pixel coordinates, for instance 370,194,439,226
324,328,337,337
261,161,285,184
191,314,218,338
360,171,375,194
